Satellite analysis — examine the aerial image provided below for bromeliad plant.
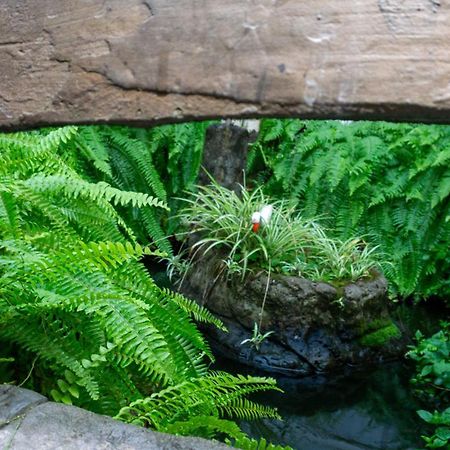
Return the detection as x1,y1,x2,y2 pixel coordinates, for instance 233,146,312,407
179,181,382,284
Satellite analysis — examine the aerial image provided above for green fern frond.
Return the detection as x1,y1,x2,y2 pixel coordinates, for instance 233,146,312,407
163,288,227,331
23,175,168,210
74,240,166,269
116,372,281,428
164,415,244,440
140,205,173,255
109,129,168,202
76,127,112,177
226,435,293,450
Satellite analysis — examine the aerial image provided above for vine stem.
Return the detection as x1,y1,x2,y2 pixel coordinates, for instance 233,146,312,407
258,262,271,332
430,383,450,393
18,356,38,387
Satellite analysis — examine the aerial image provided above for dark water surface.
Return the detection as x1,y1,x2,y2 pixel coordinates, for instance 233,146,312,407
217,359,424,450
212,303,444,450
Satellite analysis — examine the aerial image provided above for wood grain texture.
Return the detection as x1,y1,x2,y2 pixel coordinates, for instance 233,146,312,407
1,0,450,129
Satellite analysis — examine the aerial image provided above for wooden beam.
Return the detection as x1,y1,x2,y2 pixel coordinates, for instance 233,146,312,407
1,0,449,129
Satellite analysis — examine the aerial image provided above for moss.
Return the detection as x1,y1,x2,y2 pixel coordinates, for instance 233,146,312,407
359,322,401,347
360,318,392,334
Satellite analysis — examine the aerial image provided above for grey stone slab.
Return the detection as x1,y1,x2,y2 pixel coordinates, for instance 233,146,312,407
0,385,47,422
0,386,233,450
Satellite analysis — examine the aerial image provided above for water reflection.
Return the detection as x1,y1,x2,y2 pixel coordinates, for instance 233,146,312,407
219,360,424,450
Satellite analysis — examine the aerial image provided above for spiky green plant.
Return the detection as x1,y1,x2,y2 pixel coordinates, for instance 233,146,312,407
179,181,381,283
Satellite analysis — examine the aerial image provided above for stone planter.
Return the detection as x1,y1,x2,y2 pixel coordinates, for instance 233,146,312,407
180,249,405,377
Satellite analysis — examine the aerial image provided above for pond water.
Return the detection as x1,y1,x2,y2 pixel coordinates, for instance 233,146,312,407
230,361,424,450
213,303,443,450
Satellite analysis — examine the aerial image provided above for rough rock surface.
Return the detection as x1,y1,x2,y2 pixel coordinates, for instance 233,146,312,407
1,1,450,131
180,250,405,376
0,385,233,450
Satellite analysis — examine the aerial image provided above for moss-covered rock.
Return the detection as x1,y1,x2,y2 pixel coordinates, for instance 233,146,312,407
180,249,406,377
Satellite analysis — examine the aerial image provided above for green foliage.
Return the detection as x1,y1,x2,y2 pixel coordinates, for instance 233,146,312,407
248,119,450,299
409,325,450,402
117,371,291,449
162,287,227,332
417,408,450,449
179,181,382,284
240,323,275,351
226,435,293,450
71,122,215,255
408,324,450,448
0,125,286,447
0,126,219,412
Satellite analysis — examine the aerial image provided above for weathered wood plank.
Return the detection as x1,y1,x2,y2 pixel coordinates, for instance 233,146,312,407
1,0,449,129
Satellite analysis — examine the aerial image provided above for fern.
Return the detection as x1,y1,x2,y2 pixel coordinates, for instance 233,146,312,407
116,372,282,440
0,126,285,447
117,371,292,449
249,120,450,299
226,436,293,450
68,122,216,255
0,128,212,408
162,288,227,331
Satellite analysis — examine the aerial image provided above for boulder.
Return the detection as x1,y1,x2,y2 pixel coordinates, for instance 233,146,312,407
180,249,405,376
